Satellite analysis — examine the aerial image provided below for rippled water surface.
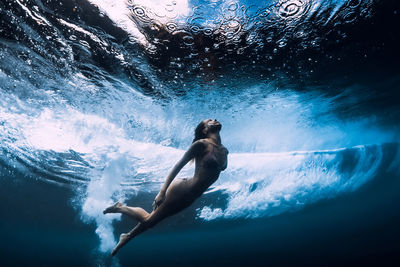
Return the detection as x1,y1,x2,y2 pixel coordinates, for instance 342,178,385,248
1,0,400,266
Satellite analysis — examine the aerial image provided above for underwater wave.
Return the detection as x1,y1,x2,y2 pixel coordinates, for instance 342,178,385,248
199,142,400,220
1,0,400,262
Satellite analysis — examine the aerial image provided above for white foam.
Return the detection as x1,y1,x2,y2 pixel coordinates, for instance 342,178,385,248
1,79,398,252
81,153,130,252
198,145,384,220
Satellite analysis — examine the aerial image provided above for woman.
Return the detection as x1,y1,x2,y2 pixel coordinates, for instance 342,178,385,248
103,119,228,256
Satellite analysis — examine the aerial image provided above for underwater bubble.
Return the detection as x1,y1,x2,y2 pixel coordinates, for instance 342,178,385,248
203,28,213,36
227,19,241,33
277,0,310,19
128,36,137,44
348,0,361,8
295,30,305,38
343,11,357,23
226,32,234,39
190,25,200,34
165,4,174,13
79,40,90,48
228,2,238,12
131,6,151,24
133,6,145,16
183,35,194,46
237,47,245,54
278,39,287,48
166,22,178,32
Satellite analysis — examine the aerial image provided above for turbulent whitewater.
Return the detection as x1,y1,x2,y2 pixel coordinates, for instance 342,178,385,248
1,0,399,265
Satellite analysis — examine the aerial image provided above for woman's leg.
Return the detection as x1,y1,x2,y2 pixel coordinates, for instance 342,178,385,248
103,202,150,223
110,179,195,255
111,200,186,256
111,222,147,256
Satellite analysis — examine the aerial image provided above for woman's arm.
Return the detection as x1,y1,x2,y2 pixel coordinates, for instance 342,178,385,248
153,141,204,209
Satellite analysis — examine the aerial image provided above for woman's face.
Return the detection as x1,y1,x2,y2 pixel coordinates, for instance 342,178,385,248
203,119,222,134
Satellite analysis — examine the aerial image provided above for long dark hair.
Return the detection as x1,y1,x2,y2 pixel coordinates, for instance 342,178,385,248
192,120,207,143
190,120,207,163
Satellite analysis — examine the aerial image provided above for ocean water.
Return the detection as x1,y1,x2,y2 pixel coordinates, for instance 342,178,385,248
1,0,400,266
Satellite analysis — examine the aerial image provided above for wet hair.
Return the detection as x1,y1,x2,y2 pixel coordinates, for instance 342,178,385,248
190,120,207,163
192,120,207,143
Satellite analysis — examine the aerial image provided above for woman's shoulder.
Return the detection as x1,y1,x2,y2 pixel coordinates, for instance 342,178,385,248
191,139,208,150
194,138,213,145
197,139,228,153
196,138,216,146
193,139,207,145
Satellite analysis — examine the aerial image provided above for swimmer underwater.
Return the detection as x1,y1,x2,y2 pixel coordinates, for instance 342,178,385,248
103,119,229,256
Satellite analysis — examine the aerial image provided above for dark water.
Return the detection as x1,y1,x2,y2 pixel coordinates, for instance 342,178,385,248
1,0,400,266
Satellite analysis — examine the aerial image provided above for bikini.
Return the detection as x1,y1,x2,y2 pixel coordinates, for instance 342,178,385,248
203,142,227,171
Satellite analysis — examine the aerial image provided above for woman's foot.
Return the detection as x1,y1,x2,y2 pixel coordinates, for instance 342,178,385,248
111,233,130,256
103,201,122,214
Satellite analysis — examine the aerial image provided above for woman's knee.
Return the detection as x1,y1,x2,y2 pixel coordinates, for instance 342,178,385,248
143,217,157,228
143,209,167,228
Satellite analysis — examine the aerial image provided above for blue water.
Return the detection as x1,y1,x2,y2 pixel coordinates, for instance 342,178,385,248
1,0,400,266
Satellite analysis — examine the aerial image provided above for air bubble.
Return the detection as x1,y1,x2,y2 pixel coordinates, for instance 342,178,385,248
134,6,145,16
131,6,151,23
228,2,238,11
203,28,213,36
183,35,194,46
79,40,90,48
348,0,361,8
226,32,234,39
277,0,310,19
278,39,287,47
190,25,200,34
343,12,357,23
165,4,174,12
166,22,177,32
128,36,137,44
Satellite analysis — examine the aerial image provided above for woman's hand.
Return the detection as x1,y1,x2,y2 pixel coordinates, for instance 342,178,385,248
153,190,166,210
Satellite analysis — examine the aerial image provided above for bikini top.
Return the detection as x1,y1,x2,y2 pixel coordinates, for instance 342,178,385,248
203,143,228,171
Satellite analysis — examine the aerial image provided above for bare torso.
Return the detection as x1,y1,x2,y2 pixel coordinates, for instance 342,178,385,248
164,139,228,208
